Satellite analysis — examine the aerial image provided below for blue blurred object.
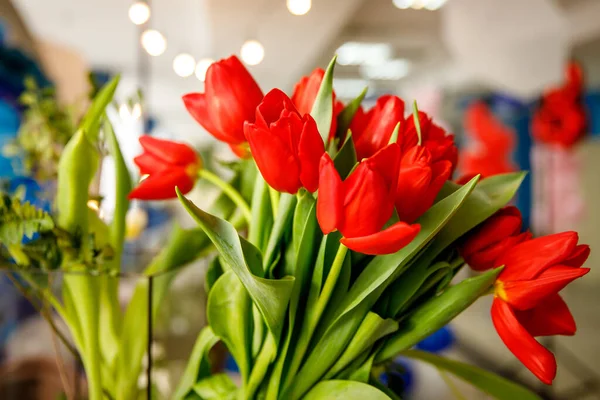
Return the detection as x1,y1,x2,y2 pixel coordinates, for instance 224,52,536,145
379,358,415,398
224,353,239,373
415,325,455,353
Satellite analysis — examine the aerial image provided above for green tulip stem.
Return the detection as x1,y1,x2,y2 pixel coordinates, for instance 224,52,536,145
199,169,252,223
269,186,280,218
412,100,422,146
312,243,348,328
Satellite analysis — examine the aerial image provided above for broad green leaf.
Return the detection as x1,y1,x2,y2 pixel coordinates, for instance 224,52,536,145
304,380,391,400
205,256,223,294
326,312,398,379
376,268,502,363
173,327,219,400
403,350,541,400
178,191,294,342
336,87,367,140
333,133,358,179
384,260,451,318
311,56,337,143
192,374,237,400
80,76,120,143
207,271,252,383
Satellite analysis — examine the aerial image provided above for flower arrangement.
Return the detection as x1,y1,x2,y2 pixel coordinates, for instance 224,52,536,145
0,54,591,400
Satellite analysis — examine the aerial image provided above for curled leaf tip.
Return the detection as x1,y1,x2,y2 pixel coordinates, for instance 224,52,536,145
412,100,422,146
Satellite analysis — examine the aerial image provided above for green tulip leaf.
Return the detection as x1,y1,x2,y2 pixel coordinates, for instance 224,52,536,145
248,174,274,253
81,75,120,143
192,374,237,400
326,312,398,379
336,87,367,139
207,271,253,383
376,267,502,363
304,380,391,400
403,350,541,400
333,133,358,179
172,327,219,400
178,190,295,343
311,56,337,143
264,193,297,274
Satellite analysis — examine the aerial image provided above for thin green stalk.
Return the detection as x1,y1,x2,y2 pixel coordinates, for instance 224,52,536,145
199,169,252,223
268,186,279,218
311,244,348,329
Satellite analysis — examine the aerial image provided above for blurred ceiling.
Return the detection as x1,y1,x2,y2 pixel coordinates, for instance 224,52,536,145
9,0,600,143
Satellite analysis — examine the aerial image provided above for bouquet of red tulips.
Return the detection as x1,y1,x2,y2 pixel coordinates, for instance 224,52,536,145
128,55,590,399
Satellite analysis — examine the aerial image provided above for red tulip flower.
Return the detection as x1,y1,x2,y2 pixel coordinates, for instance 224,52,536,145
401,111,458,172
461,206,531,271
244,89,325,194
491,232,590,384
183,55,263,156
291,68,344,141
350,95,405,159
317,143,420,255
395,146,453,224
129,136,201,200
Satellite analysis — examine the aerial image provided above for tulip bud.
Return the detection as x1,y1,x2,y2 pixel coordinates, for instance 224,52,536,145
183,55,263,157
129,136,201,200
244,89,325,194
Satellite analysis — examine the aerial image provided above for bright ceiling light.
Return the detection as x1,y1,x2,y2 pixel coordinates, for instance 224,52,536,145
129,1,150,25
195,58,214,81
287,0,312,16
173,53,196,77
424,0,448,10
359,59,411,80
240,40,264,66
337,42,392,66
392,0,412,9
141,29,167,56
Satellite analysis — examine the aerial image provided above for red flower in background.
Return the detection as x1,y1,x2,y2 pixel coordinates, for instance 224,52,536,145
292,68,344,141
400,111,458,173
183,55,263,157
244,89,324,194
460,206,531,271
350,95,405,159
491,232,590,384
531,62,586,148
317,144,420,255
129,136,201,200
458,102,517,183
395,145,452,223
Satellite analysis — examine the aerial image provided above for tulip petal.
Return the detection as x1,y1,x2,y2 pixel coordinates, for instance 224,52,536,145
133,152,168,175
244,122,301,194
465,231,532,272
502,266,589,310
498,231,579,281
354,95,404,159
139,136,198,166
316,154,343,234
365,143,401,190
514,294,576,337
128,168,195,200
183,93,228,143
491,297,556,385
256,89,298,127
562,244,590,268
298,115,325,192
291,68,324,115
461,206,522,258
341,221,420,255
